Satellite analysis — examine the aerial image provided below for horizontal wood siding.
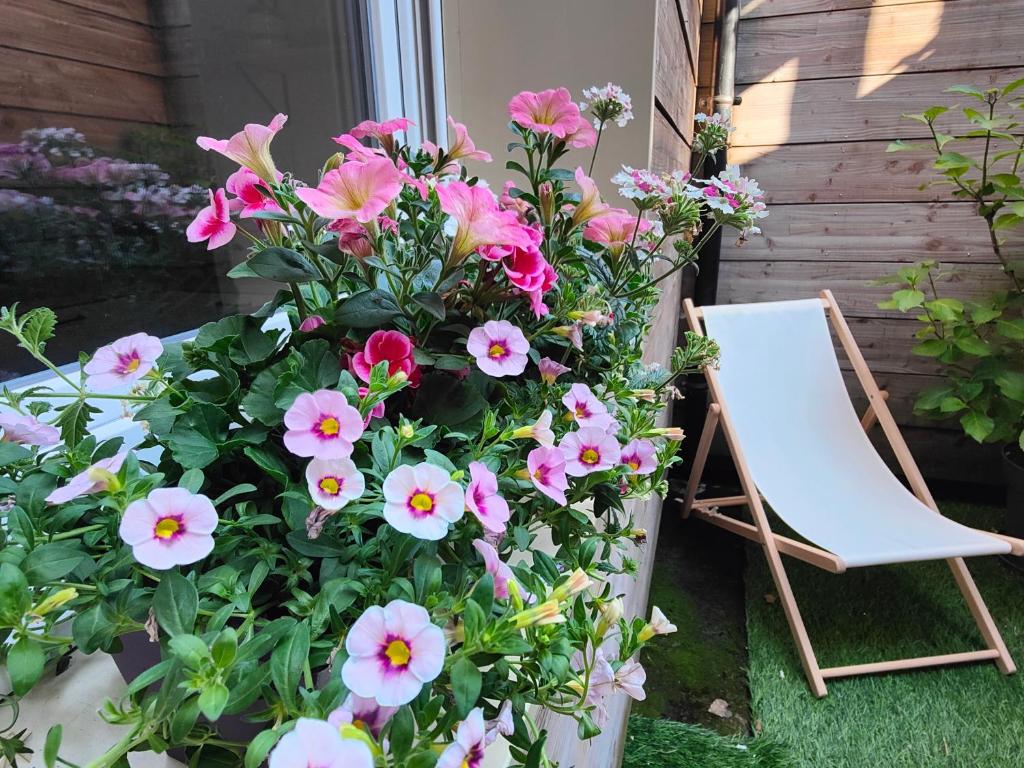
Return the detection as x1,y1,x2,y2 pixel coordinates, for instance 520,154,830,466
720,0,1024,484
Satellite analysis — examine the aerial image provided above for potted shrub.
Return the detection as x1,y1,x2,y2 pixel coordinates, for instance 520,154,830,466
0,85,761,767
881,78,1024,534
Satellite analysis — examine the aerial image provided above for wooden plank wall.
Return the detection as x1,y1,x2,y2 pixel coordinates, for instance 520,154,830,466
718,0,1024,484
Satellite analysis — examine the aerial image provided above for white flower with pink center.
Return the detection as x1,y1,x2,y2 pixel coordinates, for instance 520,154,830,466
46,450,128,505
268,717,373,768
526,446,569,506
327,693,397,739
560,428,621,477
283,390,364,459
305,457,365,511
619,439,657,475
341,599,446,706
84,333,163,391
118,488,218,570
465,461,511,535
0,412,60,446
537,357,571,385
561,383,616,431
466,320,529,377
438,708,487,768
382,462,464,540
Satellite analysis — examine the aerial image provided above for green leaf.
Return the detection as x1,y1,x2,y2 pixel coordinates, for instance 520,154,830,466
891,289,925,311
244,730,280,768
270,621,309,709
411,292,446,320
169,697,200,743
134,399,183,435
245,247,322,283
8,636,45,695
153,572,198,637
996,319,1024,340
211,628,238,668
72,600,117,653
0,442,30,467
55,399,99,447
961,410,995,443
0,563,30,627
933,152,973,176
166,427,220,470
1002,77,1024,96
388,707,415,761
886,140,926,153
939,396,967,413
179,468,205,493
44,724,62,768
20,307,57,355
243,445,290,486
953,334,991,357
21,543,88,585
451,656,482,717
228,324,279,367
946,84,987,100
168,634,211,668
197,682,230,721
334,289,403,328
996,371,1024,403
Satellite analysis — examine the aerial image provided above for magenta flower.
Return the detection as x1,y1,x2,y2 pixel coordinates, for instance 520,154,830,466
465,461,511,535
502,242,549,292
620,439,657,475
527,446,569,506
327,693,397,739
283,390,364,459
0,413,60,447
298,314,326,332
351,330,420,387
562,383,616,431
341,599,446,706
538,358,571,385
350,117,414,153
473,539,516,600
46,450,128,505
435,181,533,261
295,157,404,223
84,332,163,391
268,718,373,768
329,218,373,260
196,113,287,183
305,457,365,510
186,188,236,250
382,462,464,540
225,167,284,218
507,88,583,139
118,488,217,570
466,320,529,377
560,428,621,477
526,261,558,318
438,708,487,768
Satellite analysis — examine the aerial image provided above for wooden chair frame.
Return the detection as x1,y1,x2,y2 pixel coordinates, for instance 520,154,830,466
681,290,1023,697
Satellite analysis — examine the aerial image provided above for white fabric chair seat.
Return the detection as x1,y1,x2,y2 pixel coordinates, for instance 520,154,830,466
702,299,1010,568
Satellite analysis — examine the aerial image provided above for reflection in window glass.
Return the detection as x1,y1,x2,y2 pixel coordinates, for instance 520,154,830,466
0,0,373,381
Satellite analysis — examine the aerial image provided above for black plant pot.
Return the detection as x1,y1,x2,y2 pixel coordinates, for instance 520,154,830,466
1004,444,1024,540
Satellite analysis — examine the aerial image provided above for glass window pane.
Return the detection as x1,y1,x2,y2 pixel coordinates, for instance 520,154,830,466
0,0,372,382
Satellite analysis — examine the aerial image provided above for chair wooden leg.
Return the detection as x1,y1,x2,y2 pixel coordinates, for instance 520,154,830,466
681,404,720,518
947,557,1017,675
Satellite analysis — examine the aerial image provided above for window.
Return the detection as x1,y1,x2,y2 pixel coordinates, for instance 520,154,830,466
0,0,443,384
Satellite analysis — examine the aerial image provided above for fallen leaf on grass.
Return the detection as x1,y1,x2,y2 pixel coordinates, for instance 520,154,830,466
708,698,733,719
764,593,777,604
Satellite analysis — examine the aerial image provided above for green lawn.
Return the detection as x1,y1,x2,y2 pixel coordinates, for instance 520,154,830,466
746,503,1024,767
624,716,794,768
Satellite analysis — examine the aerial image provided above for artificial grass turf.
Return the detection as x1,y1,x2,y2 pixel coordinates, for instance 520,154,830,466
623,716,794,768
746,502,1024,767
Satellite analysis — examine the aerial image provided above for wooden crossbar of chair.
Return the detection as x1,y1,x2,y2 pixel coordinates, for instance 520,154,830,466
680,290,1022,697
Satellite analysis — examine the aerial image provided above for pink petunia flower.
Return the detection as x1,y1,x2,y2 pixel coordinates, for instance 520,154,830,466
502,242,550,293
473,539,516,600
327,693,398,739
442,116,492,163
118,488,218,570
328,218,373,260
526,261,558,318
0,413,60,446
283,390,364,459
268,717,373,768
507,88,583,139
562,118,598,149
332,132,387,164
552,323,584,351
46,450,128,505
560,427,621,477
225,167,284,218
298,315,326,332
196,113,287,183
295,157,404,223
527,446,569,506
583,208,651,255
382,462,464,540
305,457,365,510
466,320,529,378
438,708,487,768
341,599,446,706
465,461,511,535
350,117,414,154
571,167,609,226
435,181,534,261
537,358,571,385
84,333,163,391
351,330,420,387
562,383,616,431
186,188,236,250
498,181,531,223
585,648,616,728
620,439,657,475
614,659,648,701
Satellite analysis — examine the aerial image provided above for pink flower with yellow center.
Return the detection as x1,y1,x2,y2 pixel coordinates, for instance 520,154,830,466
341,599,446,706
305,457,365,511
46,450,128,505
562,383,616,431
435,181,533,261
465,461,511,535
583,208,652,255
283,390,364,459
526,446,569,506
118,488,217,570
186,188,236,250
268,717,374,768
84,333,163,391
196,113,287,184
350,117,414,153
438,708,488,768
0,413,60,447
327,693,397,739
537,358,571,385
560,427,621,477
466,320,529,378
295,157,405,223
225,167,284,218
382,462,464,540
472,539,517,600
507,88,583,139
619,439,657,475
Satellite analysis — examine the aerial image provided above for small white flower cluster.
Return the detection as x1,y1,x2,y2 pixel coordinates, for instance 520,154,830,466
694,112,734,131
581,83,634,129
703,165,768,238
611,166,669,203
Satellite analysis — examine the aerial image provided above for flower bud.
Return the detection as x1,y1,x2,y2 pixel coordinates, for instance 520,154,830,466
298,314,327,332
538,181,555,224
323,152,345,173
628,528,648,544
631,389,657,403
647,426,684,441
513,599,565,629
638,605,677,642
596,597,624,639
550,568,592,603
86,467,121,494
32,587,78,616
399,423,415,440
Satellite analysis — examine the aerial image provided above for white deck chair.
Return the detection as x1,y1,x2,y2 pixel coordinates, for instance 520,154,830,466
681,291,1024,697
